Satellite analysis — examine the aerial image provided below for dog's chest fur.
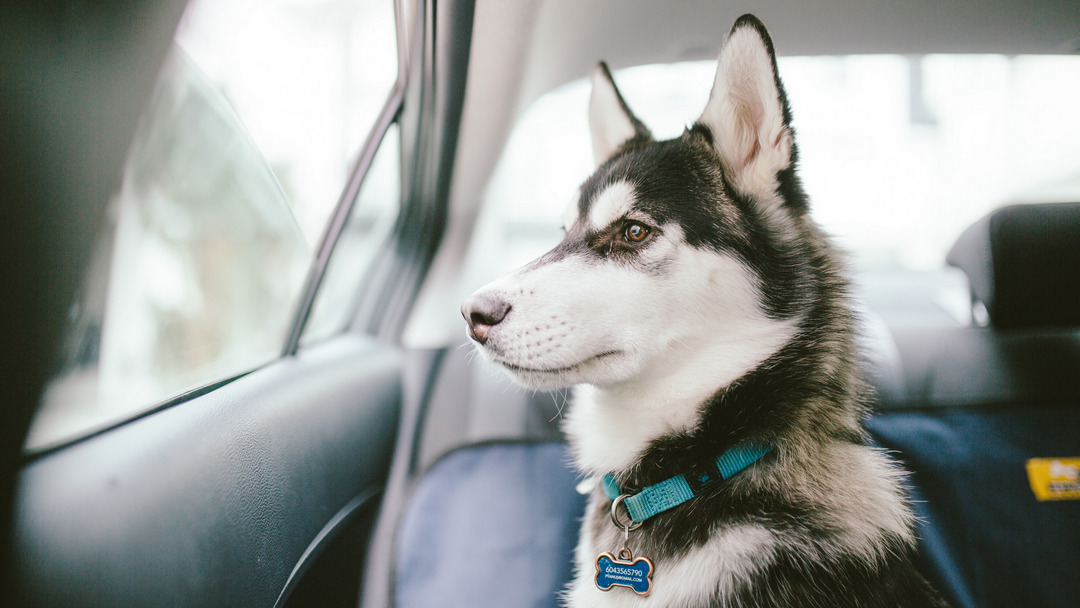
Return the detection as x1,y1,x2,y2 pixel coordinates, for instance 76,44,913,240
563,424,921,606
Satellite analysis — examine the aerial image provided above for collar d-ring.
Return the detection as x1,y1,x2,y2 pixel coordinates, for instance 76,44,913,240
610,494,643,531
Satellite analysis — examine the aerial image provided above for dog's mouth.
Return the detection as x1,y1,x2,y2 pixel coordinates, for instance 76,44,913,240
497,350,622,375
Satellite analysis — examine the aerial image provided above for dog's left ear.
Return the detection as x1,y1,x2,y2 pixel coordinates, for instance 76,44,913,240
697,15,795,202
589,62,652,166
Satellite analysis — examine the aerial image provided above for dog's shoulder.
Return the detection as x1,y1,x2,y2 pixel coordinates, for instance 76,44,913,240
765,440,917,562
722,542,952,608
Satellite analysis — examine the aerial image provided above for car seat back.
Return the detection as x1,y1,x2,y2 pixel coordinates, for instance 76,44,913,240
394,442,584,608
868,202,1080,608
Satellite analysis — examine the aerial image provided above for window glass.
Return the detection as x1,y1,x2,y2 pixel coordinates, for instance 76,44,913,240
176,0,399,245
27,51,309,450
467,55,1080,288
27,0,400,451
303,124,401,344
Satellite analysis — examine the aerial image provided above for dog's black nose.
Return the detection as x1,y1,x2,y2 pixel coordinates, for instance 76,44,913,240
461,293,511,345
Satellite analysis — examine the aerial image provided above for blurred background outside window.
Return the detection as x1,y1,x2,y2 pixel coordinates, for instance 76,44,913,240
28,0,399,451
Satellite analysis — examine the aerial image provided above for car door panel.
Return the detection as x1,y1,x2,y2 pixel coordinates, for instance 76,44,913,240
13,334,400,607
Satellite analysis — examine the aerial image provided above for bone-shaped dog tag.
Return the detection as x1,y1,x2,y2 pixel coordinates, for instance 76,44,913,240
594,549,653,596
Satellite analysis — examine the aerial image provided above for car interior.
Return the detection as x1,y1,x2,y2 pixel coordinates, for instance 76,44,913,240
2,1,1078,607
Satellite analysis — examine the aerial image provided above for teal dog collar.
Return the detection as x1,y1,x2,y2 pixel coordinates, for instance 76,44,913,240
601,443,773,523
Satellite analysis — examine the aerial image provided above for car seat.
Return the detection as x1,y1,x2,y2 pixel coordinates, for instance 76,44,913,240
867,202,1080,608
394,441,584,607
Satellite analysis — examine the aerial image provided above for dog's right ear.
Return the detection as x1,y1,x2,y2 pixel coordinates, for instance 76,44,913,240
589,62,651,167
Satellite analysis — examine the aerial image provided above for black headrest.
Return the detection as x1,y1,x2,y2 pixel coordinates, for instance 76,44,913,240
946,203,1080,330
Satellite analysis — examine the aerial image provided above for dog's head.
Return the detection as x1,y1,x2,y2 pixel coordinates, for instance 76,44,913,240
462,15,809,393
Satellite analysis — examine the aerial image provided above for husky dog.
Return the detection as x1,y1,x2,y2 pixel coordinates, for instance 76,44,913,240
461,14,950,608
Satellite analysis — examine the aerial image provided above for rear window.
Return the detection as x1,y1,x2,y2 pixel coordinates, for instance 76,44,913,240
469,55,1080,282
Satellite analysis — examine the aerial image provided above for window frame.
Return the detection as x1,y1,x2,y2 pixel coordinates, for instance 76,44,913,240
281,0,411,354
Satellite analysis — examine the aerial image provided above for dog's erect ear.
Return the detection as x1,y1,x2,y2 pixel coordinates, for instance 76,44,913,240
697,15,795,201
589,62,651,166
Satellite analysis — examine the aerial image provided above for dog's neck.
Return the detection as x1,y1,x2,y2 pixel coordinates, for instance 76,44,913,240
562,315,801,477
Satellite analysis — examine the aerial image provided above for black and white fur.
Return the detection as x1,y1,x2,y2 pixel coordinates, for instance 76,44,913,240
462,15,950,608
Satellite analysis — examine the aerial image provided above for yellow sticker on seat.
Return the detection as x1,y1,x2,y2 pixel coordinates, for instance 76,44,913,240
1026,458,1080,501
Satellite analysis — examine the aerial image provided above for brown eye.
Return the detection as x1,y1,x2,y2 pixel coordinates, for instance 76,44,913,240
623,222,650,243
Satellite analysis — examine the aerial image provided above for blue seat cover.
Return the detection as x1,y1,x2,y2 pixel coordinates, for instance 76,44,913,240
398,408,1078,608
395,442,586,608
868,403,1080,608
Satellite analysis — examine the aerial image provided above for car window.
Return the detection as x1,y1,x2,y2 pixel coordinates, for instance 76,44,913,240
26,0,400,452
464,55,1080,290
176,0,399,245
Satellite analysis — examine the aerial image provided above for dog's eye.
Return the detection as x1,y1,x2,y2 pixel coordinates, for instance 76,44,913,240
623,222,650,243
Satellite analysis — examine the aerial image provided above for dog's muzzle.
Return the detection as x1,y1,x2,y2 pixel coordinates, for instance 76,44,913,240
461,293,511,345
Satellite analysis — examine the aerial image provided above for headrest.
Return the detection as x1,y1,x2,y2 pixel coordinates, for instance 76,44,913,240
946,203,1080,330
